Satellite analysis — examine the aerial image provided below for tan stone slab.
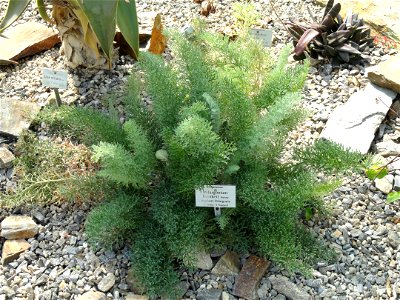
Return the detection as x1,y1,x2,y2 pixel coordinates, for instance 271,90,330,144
125,294,149,300
0,22,60,63
0,98,41,137
316,0,400,41
368,54,400,93
1,215,39,240
1,239,30,264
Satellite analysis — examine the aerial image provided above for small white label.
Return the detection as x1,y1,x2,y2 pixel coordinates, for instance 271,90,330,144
195,185,236,208
42,68,68,89
250,28,273,47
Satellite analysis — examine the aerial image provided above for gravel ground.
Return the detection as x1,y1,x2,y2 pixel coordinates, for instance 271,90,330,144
1,0,400,299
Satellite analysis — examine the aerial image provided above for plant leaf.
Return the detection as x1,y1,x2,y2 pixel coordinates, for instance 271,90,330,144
36,0,53,24
0,0,30,33
336,43,362,55
148,13,166,55
304,207,313,221
225,164,240,175
117,0,139,60
76,0,118,67
295,28,320,56
366,164,388,180
322,0,334,20
202,92,221,133
387,191,400,203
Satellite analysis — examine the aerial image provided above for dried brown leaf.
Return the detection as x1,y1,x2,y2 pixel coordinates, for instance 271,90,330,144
148,14,167,55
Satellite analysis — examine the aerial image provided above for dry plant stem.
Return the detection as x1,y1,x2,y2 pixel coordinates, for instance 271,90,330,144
268,0,289,34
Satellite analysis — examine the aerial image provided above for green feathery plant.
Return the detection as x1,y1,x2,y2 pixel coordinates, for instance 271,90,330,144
32,23,362,298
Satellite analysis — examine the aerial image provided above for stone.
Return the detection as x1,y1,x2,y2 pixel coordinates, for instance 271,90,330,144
375,175,394,194
0,147,15,169
368,54,400,93
320,83,397,154
211,250,240,276
0,22,60,64
1,215,39,239
269,275,310,300
394,176,400,191
388,231,400,248
233,255,271,300
196,288,222,300
1,239,30,264
194,250,214,270
0,98,41,137
97,273,116,292
376,140,400,157
316,0,400,41
125,294,149,300
76,291,106,300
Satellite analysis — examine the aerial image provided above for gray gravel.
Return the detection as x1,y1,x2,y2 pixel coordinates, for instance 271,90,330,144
1,0,400,299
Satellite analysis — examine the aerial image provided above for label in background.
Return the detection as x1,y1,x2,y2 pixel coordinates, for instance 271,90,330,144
195,185,236,208
42,68,68,89
250,28,273,47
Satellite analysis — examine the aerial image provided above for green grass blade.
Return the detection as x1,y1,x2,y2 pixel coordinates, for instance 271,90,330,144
0,0,30,33
117,0,139,59
77,0,118,65
387,191,400,203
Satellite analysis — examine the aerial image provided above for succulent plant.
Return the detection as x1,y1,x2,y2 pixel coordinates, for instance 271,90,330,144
287,0,374,64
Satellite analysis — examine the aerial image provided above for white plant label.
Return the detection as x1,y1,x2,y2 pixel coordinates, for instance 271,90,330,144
195,185,236,209
250,28,273,47
42,68,68,89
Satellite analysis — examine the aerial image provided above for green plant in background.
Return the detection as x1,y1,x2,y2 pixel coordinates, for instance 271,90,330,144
0,0,139,67
0,131,113,208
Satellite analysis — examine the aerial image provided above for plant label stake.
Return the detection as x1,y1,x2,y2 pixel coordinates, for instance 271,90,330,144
195,185,236,217
250,28,273,47
42,68,68,107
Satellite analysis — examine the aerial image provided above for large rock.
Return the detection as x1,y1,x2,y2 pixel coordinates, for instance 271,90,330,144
233,255,271,300
320,83,397,154
196,288,222,300
376,140,400,157
316,0,400,41
97,273,116,292
0,22,60,64
194,250,214,270
0,215,39,239
0,98,41,137
368,54,400,94
76,291,106,300
1,239,31,264
269,275,310,300
211,250,240,276
0,147,15,169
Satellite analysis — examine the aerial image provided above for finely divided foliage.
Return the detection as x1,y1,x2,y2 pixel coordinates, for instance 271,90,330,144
34,26,362,297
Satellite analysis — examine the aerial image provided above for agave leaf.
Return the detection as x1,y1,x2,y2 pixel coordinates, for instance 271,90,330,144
324,44,337,56
360,27,371,39
36,0,52,24
76,0,118,67
0,0,30,33
322,0,334,20
327,30,351,45
295,28,320,56
117,0,139,60
321,32,328,45
0,58,18,65
313,36,324,47
359,42,369,52
327,3,341,19
348,41,360,50
359,18,364,26
337,22,347,31
321,15,336,31
336,43,362,55
345,9,353,28
360,37,374,45
288,27,303,41
337,13,343,25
